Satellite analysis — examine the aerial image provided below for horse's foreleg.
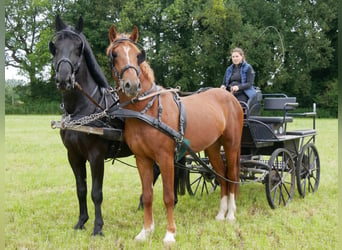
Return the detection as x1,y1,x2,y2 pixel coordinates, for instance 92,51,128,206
135,157,155,242
69,153,89,230
159,156,176,244
89,156,105,236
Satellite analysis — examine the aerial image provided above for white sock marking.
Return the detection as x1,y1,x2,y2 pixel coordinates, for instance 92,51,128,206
215,195,228,220
226,193,236,222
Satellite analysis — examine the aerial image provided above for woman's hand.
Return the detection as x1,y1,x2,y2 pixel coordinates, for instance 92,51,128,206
230,86,239,93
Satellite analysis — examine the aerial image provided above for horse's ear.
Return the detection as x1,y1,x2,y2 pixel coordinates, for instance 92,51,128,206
109,25,117,42
56,14,67,31
75,16,83,33
130,25,139,42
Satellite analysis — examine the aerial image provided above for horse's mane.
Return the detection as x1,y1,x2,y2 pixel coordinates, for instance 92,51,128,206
61,26,109,88
140,61,155,84
80,33,109,88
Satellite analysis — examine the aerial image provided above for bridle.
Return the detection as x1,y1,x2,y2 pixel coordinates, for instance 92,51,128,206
50,29,108,112
50,29,85,88
107,38,146,90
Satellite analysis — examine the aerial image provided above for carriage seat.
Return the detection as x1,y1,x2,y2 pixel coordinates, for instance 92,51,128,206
250,96,297,135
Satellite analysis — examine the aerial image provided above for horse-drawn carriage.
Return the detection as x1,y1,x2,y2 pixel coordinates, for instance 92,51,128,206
49,16,320,244
182,88,319,209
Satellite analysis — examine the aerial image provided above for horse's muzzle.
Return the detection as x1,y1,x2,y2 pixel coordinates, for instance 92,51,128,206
56,71,74,91
56,80,73,91
122,79,141,97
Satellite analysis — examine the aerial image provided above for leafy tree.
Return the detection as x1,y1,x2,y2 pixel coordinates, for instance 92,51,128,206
5,0,66,103
236,0,337,109
4,0,337,115
5,0,52,85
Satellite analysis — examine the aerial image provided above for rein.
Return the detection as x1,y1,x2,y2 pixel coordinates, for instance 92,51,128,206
74,81,106,111
133,87,180,102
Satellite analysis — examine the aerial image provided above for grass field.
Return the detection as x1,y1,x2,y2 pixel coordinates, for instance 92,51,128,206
5,115,337,249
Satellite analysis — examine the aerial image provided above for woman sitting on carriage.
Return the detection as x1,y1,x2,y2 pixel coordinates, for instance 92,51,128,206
220,47,257,104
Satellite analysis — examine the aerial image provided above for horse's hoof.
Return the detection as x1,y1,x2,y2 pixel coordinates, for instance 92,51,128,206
163,231,176,245
92,230,104,237
135,225,154,242
74,223,86,230
215,213,226,221
226,213,236,223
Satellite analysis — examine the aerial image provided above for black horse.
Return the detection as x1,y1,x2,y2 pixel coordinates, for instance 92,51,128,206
49,16,185,236
49,15,132,235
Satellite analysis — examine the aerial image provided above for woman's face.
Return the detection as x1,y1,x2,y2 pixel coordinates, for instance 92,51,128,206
231,52,243,65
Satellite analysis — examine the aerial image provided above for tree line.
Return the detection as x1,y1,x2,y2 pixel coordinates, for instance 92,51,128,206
5,0,337,117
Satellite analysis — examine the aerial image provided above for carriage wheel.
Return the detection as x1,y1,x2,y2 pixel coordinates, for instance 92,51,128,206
185,170,218,196
184,155,218,196
296,143,320,197
265,148,295,209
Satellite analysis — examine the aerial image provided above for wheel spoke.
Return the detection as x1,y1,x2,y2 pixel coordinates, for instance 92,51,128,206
308,177,315,192
270,181,281,192
201,179,208,196
302,177,307,196
272,185,278,204
192,176,202,194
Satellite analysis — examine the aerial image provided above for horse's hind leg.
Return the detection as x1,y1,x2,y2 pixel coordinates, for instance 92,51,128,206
68,152,89,230
224,148,240,222
205,144,229,221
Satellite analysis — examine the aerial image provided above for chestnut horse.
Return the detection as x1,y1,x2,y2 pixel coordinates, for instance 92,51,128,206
106,25,244,244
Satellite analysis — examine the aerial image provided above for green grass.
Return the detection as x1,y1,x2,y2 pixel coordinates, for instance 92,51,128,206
5,115,337,249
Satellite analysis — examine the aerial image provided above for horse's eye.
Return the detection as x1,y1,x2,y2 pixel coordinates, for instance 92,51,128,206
112,52,118,59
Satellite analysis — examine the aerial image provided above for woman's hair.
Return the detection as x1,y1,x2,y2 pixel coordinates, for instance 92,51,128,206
231,47,245,59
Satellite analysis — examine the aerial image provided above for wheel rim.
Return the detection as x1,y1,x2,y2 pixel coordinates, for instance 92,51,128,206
266,148,295,209
296,143,320,197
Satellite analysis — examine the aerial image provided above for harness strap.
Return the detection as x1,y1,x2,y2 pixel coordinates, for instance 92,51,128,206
111,108,182,140
74,82,105,110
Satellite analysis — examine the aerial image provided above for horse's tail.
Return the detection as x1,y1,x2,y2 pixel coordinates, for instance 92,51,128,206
235,148,241,198
175,157,187,195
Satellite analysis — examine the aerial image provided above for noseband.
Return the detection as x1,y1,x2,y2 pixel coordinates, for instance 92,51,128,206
108,38,146,88
50,30,85,88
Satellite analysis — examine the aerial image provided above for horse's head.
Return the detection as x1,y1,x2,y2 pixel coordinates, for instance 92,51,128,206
49,15,85,91
106,25,146,97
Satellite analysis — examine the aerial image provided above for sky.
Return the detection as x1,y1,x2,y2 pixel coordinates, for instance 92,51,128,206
5,66,28,82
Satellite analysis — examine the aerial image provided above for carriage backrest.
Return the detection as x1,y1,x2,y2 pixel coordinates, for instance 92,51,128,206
263,96,297,111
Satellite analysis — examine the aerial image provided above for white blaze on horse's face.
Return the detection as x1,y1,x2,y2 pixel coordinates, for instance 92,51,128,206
123,46,131,64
